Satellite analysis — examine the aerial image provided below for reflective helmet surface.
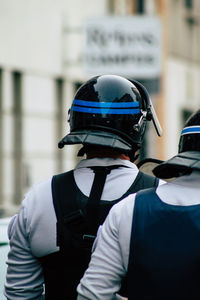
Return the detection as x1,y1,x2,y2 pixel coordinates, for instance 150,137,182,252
179,109,200,153
59,75,161,152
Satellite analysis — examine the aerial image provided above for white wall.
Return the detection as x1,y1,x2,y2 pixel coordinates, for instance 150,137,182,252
0,3,61,75
0,0,107,77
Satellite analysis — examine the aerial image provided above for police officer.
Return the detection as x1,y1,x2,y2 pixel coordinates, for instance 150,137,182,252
4,75,162,300
77,109,200,300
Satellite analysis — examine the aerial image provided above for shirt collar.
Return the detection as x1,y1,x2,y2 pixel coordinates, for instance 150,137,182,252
76,157,137,170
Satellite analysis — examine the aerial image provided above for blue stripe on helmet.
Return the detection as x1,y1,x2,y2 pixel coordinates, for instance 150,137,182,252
181,126,200,135
73,99,139,108
71,105,140,114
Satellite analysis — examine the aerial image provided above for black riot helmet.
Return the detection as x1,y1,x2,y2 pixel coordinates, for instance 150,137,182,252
179,109,200,153
153,109,200,179
58,75,162,155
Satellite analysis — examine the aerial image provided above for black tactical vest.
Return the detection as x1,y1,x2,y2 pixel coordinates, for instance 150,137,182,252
39,166,159,299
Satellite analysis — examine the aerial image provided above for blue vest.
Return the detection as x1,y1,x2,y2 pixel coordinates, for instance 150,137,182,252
128,188,200,300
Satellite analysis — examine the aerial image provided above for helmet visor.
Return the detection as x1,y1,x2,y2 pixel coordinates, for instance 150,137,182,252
149,99,162,136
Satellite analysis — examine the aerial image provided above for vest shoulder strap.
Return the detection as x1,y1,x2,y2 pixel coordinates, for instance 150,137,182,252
52,170,78,247
51,165,127,247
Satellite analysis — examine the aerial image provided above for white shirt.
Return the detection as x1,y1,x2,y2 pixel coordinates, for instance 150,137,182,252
4,158,145,300
77,171,200,300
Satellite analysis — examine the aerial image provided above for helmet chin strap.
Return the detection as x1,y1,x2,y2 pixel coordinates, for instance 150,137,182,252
129,150,139,163
77,146,87,156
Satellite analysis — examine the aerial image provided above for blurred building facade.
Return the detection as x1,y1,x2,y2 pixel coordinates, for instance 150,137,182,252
165,0,200,157
0,0,199,216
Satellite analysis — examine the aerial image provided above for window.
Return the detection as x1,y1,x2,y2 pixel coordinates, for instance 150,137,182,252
185,0,193,10
107,0,115,14
55,78,64,172
0,69,3,210
12,71,23,205
136,0,145,14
